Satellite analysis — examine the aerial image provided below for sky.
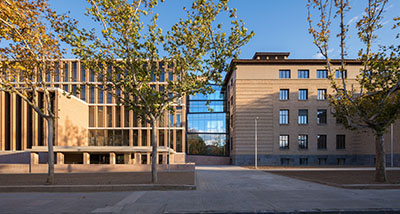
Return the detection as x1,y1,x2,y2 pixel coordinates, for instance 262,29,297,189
48,0,400,60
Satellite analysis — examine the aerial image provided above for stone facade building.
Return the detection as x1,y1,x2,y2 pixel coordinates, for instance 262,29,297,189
223,52,400,166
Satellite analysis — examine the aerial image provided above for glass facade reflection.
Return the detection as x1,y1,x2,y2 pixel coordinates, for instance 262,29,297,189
186,85,228,156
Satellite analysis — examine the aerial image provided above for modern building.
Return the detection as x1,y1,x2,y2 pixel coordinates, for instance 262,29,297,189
0,60,186,165
223,52,400,166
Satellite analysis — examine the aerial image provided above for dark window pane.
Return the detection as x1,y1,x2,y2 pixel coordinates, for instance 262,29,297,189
317,109,327,124
336,135,346,149
317,135,327,149
298,135,308,149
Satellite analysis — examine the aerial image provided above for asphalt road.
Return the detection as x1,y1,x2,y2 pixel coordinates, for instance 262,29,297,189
1,166,399,213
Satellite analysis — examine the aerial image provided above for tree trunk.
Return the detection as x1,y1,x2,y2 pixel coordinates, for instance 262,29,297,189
46,117,55,184
151,117,158,184
375,133,387,183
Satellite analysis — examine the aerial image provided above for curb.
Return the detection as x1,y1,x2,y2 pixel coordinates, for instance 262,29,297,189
165,208,400,214
0,184,196,192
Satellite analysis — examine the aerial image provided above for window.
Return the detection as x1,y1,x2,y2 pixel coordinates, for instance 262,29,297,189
336,135,346,149
298,70,309,79
317,135,327,149
337,158,346,165
298,109,308,124
317,89,327,100
280,89,289,100
298,135,308,149
280,158,290,165
318,158,327,165
317,109,327,124
280,110,289,124
279,70,290,79
335,70,347,79
317,70,328,79
279,135,289,149
298,89,308,100
64,64,69,82
299,158,308,165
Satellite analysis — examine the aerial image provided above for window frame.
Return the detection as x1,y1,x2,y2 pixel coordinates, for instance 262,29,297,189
336,135,346,149
335,70,347,79
298,109,308,125
279,135,289,150
280,89,289,100
297,70,309,79
317,134,327,150
298,89,308,100
280,109,289,125
317,109,327,124
279,70,291,79
298,134,308,149
317,89,327,100
317,69,328,79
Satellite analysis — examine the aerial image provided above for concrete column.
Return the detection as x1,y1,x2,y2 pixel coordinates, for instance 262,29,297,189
146,153,150,164
30,152,39,165
56,153,64,164
124,153,131,164
11,93,16,151
22,101,27,150
138,127,142,146
83,152,90,164
162,153,167,164
135,153,142,164
0,92,4,150
110,152,116,164
170,153,174,164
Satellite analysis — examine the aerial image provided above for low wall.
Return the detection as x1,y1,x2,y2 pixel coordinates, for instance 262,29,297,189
186,155,231,165
0,163,195,174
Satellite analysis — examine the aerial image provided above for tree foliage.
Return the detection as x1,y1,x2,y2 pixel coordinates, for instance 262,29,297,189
0,0,64,184
55,0,253,183
307,0,400,182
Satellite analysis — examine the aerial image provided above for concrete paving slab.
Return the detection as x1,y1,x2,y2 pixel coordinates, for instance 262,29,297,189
0,166,399,213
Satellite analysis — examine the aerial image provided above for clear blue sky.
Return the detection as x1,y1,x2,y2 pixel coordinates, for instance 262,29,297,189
49,0,399,60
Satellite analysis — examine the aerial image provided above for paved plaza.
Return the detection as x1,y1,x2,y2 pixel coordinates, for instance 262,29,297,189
0,166,399,213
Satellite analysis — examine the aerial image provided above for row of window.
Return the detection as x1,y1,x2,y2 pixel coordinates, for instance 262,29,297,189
280,157,346,165
279,70,347,79
280,89,327,100
279,109,327,125
279,134,346,150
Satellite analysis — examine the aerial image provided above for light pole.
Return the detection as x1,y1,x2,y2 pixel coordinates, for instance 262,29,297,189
391,123,394,167
168,114,171,171
255,117,259,169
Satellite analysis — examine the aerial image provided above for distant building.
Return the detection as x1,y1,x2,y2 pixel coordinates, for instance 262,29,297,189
222,52,400,166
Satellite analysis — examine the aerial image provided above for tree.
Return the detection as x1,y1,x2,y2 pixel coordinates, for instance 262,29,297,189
55,0,253,183
307,0,400,182
0,0,64,184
